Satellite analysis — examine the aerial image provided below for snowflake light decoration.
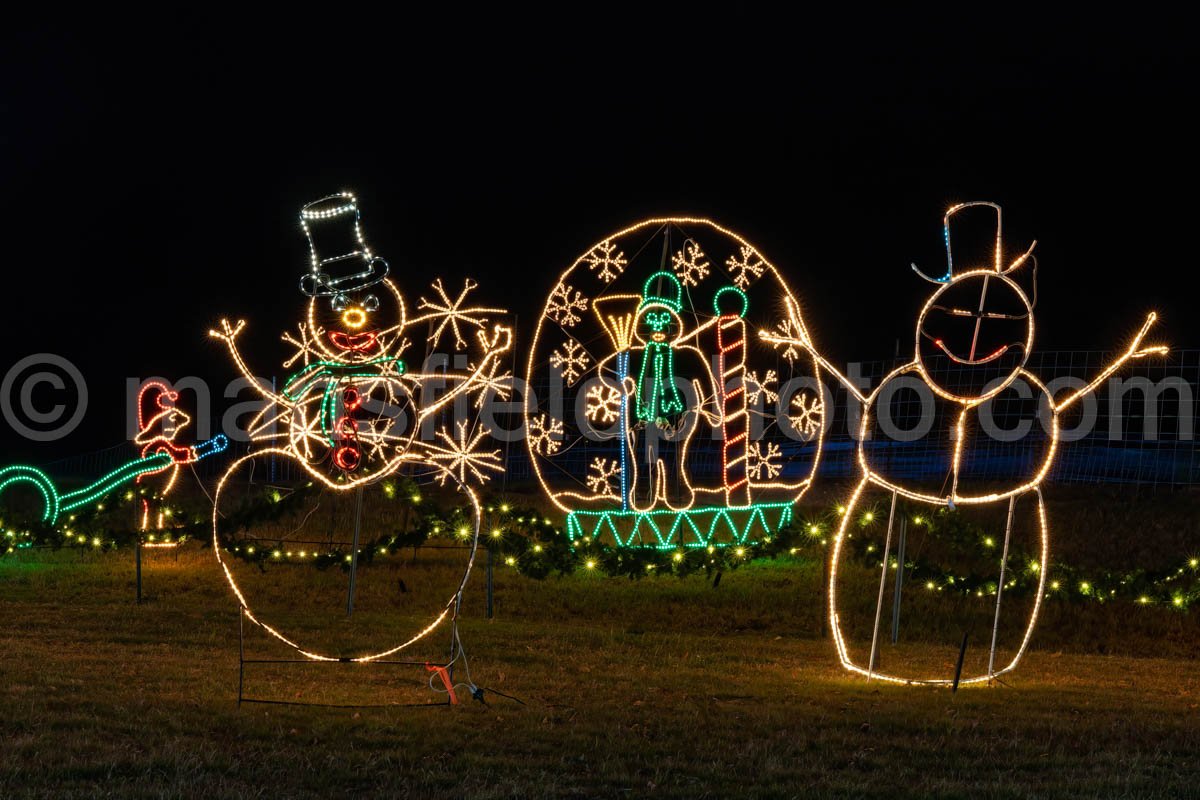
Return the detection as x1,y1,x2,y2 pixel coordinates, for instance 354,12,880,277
550,338,590,385
789,392,823,439
528,413,564,456
546,282,589,327
726,245,765,289
417,277,506,350
671,240,710,287
586,457,622,499
745,369,779,405
747,441,783,481
585,383,622,424
584,239,628,283
472,356,514,409
427,420,503,486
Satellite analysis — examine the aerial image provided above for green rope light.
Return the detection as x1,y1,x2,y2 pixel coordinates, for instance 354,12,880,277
566,503,794,549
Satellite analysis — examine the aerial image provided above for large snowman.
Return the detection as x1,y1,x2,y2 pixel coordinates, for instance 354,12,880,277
209,192,512,662
763,202,1165,685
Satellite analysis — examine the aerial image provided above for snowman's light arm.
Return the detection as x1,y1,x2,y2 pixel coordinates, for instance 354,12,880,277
414,324,514,424
757,295,870,404
670,316,720,347
1053,312,1167,412
811,352,870,405
208,319,288,406
692,378,722,425
758,328,870,406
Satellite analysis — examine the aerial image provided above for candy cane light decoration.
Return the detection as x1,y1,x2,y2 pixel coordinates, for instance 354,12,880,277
762,201,1166,685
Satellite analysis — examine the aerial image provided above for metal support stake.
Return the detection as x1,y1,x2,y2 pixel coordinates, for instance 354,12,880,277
952,631,969,693
988,495,1017,682
346,486,364,616
486,543,495,620
868,491,898,678
237,609,245,708
820,545,829,639
891,515,907,644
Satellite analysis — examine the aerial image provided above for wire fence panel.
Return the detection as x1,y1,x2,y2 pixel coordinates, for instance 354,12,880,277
31,350,1199,489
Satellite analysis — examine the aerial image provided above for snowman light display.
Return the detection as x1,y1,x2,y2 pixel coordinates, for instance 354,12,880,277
762,201,1166,685
526,218,825,549
209,192,512,662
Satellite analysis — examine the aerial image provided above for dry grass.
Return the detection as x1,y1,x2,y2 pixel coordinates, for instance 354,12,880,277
3,529,1200,798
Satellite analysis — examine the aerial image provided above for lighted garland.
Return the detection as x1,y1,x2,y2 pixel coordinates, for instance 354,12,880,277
1,485,209,554
4,480,1195,610
198,487,1200,609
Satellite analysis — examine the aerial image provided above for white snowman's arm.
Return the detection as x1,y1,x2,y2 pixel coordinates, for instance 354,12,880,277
208,319,289,405
755,296,870,406
1053,312,1167,413
757,333,869,406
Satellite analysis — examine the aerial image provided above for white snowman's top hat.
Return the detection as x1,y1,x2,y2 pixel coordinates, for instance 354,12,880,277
912,201,1035,284
298,192,390,297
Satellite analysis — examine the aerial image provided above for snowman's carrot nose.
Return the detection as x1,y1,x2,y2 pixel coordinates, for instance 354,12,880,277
341,307,368,329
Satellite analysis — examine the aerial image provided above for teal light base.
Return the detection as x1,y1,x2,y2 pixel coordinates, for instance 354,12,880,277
566,502,793,549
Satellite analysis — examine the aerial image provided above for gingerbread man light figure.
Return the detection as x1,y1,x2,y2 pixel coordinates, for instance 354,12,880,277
763,201,1166,685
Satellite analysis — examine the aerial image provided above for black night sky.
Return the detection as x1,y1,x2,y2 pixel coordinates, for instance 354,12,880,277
2,23,1195,461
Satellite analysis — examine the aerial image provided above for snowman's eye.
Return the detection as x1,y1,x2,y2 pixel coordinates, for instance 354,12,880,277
362,294,379,312
331,294,351,312
930,305,975,317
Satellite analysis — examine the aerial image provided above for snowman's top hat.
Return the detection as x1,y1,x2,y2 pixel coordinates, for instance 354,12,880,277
911,201,1036,284
298,192,390,297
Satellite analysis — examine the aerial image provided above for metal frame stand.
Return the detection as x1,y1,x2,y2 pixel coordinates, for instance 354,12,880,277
987,496,1017,683
867,491,899,679
235,607,463,709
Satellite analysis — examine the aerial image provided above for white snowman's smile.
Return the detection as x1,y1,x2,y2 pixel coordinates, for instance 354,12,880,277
933,338,1012,365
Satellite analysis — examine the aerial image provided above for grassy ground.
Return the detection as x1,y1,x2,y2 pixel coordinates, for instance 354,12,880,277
3,515,1200,799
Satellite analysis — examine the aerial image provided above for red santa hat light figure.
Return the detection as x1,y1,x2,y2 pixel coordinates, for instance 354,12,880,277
133,381,226,532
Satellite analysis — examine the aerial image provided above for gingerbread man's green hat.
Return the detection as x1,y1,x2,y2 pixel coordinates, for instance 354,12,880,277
639,271,683,313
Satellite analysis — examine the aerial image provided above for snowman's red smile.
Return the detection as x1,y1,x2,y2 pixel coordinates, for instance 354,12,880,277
328,330,380,353
933,338,1012,365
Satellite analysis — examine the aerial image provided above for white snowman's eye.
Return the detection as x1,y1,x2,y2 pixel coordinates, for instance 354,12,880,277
331,294,351,311
362,294,380,312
